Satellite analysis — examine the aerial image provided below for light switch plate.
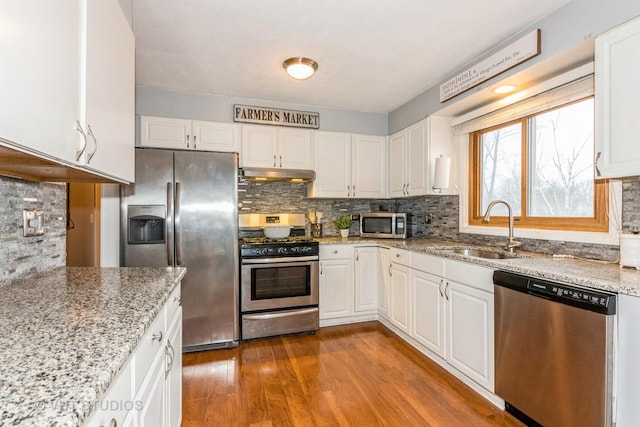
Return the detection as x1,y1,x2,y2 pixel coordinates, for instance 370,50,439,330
23,209,44,237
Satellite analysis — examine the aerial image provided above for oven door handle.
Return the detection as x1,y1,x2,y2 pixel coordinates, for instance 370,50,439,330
243,308,318,320
242,256,319,264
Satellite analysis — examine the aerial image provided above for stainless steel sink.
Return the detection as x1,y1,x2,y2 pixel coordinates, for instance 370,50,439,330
445,248,510,259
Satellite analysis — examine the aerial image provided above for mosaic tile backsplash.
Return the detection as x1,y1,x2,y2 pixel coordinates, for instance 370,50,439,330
0,176,66,282
239,177,640,262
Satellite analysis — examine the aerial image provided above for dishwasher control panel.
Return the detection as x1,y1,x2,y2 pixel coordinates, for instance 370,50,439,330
527,280,614,308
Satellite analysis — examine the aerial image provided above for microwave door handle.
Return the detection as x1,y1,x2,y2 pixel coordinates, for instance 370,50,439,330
166,182,174,266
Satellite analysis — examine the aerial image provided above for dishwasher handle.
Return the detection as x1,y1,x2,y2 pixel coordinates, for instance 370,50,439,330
493,270,616,315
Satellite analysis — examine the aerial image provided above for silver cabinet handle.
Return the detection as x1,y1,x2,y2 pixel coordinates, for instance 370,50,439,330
86,124,97,163
273,155,276,167
444,281,450,301
389,264,392,277
186,134,190,148
152,331,163,342
193,135,197,149
396,253,401,258
165,339,175,376
355,251,359,261
175,182,182,266
279,155,283,168
320,264,323,275
333,249,338,254
438,279,444,298
173,295,181,306
352,186,356,197
166,183,174,266
75,120,88,161
347,185,351,197
595,151,602,177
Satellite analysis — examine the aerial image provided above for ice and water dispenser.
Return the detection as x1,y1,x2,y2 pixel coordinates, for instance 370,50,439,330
127,205,166,244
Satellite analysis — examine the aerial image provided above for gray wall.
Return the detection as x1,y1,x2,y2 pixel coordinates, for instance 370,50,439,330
389,0,640,133
136,86,389,136
0,176,66,283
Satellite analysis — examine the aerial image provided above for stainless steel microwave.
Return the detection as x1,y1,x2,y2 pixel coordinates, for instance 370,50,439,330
360,213,409,239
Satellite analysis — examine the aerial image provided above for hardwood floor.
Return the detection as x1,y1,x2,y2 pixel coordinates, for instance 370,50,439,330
182,321,522,427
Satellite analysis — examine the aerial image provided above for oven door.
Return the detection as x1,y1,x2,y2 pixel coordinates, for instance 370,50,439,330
241,256,319,312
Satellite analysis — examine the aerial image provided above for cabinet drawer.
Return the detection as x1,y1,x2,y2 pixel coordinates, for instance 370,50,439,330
133,306,166,393
165,284,182,330
445,259,494,293
390,248,411,267
320,245,354,260
411,252,445,276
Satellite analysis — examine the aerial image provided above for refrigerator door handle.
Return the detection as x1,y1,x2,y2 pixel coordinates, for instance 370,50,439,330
166,182,174,266
175,182,182,265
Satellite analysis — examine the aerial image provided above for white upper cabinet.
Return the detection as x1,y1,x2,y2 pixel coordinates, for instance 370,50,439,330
0,0,135,183
0,1,80,165
241,124,311,169
389,116,456,197
309,131,386,198
352,134,387,198
80,0,135,182
595,16,640,179
140,116,239,153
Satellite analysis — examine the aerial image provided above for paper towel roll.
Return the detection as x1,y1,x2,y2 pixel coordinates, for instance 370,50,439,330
433,156,451,190
620,234,640,269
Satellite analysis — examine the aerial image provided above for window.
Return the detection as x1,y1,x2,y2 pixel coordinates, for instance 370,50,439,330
469,97,608,232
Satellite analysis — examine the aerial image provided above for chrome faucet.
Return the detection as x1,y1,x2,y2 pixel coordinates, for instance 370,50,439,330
483,199,521,253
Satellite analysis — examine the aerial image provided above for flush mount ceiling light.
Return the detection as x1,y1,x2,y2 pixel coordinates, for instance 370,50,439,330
494,84,517,94
283,57,318,80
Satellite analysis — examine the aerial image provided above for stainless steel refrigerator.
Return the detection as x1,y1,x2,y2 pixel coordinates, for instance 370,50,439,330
121,148,239,352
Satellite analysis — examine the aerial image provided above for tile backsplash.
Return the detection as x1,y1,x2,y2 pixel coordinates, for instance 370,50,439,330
0,176,66,282
239,178,640,262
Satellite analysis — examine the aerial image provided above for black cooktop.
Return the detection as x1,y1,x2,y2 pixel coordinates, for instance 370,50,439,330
240,236,319,258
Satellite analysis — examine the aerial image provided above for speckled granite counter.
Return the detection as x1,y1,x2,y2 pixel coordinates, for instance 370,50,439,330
317,237,640,296
0,266,186,427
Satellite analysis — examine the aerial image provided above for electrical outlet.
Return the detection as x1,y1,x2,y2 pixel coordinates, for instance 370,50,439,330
351,214,360,221
23,209,44,237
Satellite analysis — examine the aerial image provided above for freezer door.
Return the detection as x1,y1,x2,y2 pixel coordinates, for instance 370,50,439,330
121,149,174,267
174,151,239,349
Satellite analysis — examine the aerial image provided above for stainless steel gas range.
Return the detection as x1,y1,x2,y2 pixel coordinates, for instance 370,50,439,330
239,214,319,340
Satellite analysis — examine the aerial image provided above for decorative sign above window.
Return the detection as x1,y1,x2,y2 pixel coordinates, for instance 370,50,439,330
439,29,541,103
233,105,320,129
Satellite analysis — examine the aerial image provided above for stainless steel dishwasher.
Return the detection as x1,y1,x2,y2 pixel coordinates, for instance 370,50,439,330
494,270,617,427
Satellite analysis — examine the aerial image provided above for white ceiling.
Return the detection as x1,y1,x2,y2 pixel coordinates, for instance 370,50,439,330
132,0,571,113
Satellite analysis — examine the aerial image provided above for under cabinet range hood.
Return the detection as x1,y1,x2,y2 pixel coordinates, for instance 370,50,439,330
241,167,315,183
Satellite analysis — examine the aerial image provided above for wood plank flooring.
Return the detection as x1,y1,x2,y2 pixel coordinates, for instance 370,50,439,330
182,321,523,427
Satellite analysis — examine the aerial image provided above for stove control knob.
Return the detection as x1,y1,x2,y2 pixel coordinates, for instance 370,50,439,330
277,247,287,254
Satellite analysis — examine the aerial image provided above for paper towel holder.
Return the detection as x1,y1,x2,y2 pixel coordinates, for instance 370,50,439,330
432,155,451,193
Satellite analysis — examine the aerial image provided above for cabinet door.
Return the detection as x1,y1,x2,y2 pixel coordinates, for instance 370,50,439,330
165,309,183,427
0,1,80,164
388,131,407,197
140,116,191,150
278,128,312,169
192,121,239,152
446,281,494,391
595,16,640,179
352,134,386,198
319,259,354,320
389,263,411,334
241,125,278,167
81,0,135,182
377,248,391,318
354,247,378,313
137,349,166,427
427,116,456,195
406,120,429,196
411,270,446,358
308,131,351,198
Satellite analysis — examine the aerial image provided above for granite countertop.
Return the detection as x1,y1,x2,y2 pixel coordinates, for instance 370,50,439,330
317,237,640,296
0,266,186,427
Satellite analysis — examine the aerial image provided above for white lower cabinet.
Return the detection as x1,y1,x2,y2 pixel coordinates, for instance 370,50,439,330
389,262,411,334
377,248,391,319
319,245,379,325
411,269,446,358
319,245,354,321
84,285,182,427
354,246,378,313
